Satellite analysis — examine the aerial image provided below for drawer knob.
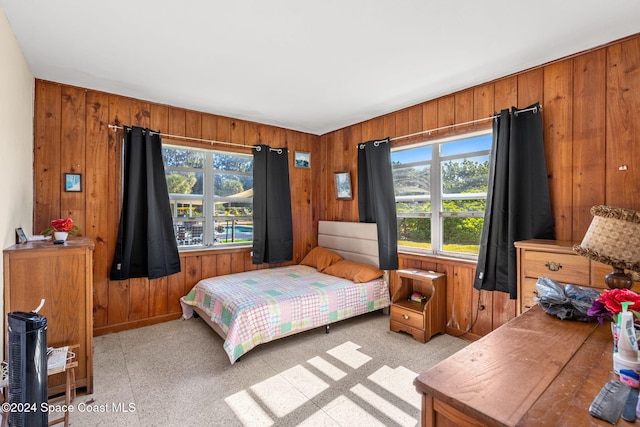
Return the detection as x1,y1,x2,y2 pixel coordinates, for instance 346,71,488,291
545,261,562,272
402,314,410,320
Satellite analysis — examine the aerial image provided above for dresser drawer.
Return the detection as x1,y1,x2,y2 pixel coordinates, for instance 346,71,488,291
522,250,590,286
521,278,540,311
391,305,424,330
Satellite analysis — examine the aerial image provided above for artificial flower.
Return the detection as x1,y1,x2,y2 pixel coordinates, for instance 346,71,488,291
42,217,80,236
587,299,613,324
588,288,640,324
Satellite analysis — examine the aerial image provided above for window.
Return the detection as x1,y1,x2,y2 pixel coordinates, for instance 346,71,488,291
162,143,253,249
391,130,491,257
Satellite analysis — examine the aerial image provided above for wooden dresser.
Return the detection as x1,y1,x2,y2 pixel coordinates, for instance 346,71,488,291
414,305,627,426
4,237,94,395
514,239,640,315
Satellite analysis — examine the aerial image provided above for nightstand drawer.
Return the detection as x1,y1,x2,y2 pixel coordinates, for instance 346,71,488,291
390,320,425,341
391,305,424,330
522,250,590,286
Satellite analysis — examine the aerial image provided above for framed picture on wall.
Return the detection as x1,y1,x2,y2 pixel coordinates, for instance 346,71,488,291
294,151,311,168
334,171,352,200
64,173,82,192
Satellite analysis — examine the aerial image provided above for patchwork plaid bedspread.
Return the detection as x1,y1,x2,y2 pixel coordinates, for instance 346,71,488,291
180,265,390,363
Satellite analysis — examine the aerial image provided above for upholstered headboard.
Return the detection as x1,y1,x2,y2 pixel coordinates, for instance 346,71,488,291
318,221,379,268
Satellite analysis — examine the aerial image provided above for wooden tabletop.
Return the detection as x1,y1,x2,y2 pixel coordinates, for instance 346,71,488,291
4,236,94,253
396,269,445,281
414,305,636,426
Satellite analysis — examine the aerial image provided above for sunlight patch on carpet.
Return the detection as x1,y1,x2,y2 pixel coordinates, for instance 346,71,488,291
321,395,387,427
251,374,312,417
326,341,371,369
297,409,341,426
307,356,347,381
224,389,273,427
350,383,417,427
281,364,330,399
368,365,421,410
226,341,423,426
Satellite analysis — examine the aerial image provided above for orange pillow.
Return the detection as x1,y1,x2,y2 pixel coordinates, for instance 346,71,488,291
300,247,343,271
322,260,384,283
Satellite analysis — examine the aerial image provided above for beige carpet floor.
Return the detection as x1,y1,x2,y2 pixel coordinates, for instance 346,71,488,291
56,311,468,426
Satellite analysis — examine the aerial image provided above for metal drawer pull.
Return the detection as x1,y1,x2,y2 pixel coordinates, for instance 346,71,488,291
545,261,562,271
402,314,410,320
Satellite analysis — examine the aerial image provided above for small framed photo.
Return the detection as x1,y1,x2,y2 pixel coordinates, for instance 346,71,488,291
64,173,82,192
294,151,311,168
15,227,27,244
334,171,352,200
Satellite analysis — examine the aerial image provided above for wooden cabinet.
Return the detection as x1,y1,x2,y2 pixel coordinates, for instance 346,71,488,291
4,237,94,395
414,305,614,426
390,269,446,343
515,239,640,315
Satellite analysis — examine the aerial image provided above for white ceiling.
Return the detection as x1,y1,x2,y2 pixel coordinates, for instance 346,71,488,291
2,1,640,135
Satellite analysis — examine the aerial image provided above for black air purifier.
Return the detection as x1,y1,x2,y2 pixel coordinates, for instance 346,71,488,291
7,311,48,427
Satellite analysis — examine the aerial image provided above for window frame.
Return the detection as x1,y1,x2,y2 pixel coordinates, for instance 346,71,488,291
163,142,253,251
392,129,492,259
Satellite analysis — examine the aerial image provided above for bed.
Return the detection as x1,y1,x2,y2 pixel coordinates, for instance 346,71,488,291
180,221,390,363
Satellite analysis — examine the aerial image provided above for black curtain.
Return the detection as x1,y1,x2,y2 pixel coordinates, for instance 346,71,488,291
110,126,181,280
252,144,293,264
474,103,555,298
358,137,398,270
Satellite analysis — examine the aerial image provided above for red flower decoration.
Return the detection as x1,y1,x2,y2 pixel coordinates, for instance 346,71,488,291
598,288,640,315
42,217,79,237
51,218,75,232
589,288,640,324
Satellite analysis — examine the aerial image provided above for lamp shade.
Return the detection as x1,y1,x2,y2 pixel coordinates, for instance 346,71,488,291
573,205,640,272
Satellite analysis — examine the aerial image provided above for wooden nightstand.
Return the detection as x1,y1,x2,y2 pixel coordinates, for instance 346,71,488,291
390,269,446,343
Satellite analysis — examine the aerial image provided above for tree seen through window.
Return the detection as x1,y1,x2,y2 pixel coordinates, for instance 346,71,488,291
392,131,491,256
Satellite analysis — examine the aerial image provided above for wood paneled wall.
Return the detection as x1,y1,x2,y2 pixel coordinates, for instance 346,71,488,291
33,33,640,339
33,81,321,335
320,34,640,337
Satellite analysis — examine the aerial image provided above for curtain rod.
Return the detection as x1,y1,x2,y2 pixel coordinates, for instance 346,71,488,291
108,104,540,148
107,124,284,152
390,105,540,143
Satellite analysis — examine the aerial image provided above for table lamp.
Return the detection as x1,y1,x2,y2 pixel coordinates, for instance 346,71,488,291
573,205,640,289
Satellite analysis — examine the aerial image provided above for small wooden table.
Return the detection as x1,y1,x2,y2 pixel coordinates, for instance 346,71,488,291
413,305,632,426
1,345,77,427
48,345,78,427
391,269,446,343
